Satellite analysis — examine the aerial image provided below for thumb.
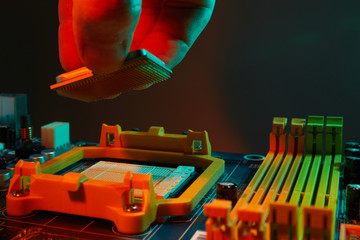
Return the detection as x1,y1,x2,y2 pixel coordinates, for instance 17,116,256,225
72,0,141,74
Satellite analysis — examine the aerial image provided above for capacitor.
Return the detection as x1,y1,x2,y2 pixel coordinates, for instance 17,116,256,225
345,184,360,221
216,182,238,208
29,154,46,164
41,149,56,161
344,155,360,186
344,146,360,186
345,148,360,158
0,169,11,188
345,142,360,150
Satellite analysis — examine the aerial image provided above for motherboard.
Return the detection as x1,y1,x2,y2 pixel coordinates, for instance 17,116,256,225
0,93,359,240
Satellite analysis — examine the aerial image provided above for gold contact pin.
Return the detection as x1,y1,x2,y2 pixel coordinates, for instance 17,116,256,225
51,49,172,102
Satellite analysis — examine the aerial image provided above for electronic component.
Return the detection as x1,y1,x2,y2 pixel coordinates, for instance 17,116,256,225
340,224,360,239
204,116,343,240
50,49,172,102
40,149,56,160
0,169,11,188
155,165,195,198
345,141,360,149
345,148,360,157
346,184,360,221
204,199,233,239
29,154,46,164
0,155,17,170
15,139,44,159
344,147,360,186
0,126,10,149
81,161,195,199
0,125,15,149
6,124,224,234
216,182,238,207
41,122,70,149
19,114,32,143
0,107,357,239
0,93,27,138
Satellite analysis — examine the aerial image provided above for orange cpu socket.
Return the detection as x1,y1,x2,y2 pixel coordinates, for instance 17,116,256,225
7,124,224,234
50,50,172,102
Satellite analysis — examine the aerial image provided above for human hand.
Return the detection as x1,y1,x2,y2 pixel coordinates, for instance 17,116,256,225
58,0,215,74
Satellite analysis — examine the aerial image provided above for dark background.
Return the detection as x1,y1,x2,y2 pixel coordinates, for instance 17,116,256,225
1,1,359,155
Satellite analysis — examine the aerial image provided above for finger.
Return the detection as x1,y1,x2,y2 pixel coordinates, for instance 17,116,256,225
130,0,162,50
59,0,83,71
140,0,215,69
72,0,142,74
